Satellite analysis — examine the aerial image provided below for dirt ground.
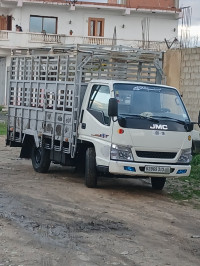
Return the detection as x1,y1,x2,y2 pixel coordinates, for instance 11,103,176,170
0,136,200,266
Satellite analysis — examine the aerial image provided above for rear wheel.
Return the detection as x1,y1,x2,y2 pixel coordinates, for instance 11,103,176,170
31,144,51,173
151,177,166,190
85,147,97,188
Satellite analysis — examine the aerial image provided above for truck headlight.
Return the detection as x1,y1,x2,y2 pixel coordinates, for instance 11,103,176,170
178,148,192,164
111,144,133,161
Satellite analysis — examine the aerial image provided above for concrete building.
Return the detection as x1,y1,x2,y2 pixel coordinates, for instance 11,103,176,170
0,0,180,105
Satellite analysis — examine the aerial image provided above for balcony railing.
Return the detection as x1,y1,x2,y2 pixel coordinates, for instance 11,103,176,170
0,30,180,52
64,35,180,51
0,31,8,40
30,33,65,43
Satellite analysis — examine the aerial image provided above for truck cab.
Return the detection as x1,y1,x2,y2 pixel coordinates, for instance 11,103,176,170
79,80,193,189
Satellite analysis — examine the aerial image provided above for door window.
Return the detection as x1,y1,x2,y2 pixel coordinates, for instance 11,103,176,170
88,85,110,125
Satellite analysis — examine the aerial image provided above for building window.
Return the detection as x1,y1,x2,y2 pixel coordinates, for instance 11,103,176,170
88,18,104,37
30,16,57,34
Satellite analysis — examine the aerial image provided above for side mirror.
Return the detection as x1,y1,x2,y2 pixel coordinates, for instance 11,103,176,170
108,98,118,117
198,111,200,127
185,123,194,132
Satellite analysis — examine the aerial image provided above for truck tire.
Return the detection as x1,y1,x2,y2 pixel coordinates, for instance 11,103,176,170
85,147,97,188
31,144,51,173
151,177,166,190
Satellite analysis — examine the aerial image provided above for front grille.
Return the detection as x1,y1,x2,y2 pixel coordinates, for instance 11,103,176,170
136,151,176,159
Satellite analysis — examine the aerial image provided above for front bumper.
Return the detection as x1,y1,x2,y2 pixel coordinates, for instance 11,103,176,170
109,161,191,178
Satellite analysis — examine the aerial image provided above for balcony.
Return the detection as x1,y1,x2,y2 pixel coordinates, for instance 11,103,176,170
0,30,179,53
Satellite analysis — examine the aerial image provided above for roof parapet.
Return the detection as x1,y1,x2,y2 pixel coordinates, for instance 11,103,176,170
2,0,180,12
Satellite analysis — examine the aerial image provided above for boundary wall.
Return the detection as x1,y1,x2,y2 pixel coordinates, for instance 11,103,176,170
164,48,200,124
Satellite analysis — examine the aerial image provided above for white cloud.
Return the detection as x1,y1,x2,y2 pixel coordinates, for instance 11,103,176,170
190,25,200,37
179,25,200,37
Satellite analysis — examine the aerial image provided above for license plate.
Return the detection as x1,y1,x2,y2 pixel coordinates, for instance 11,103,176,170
145,165,170,174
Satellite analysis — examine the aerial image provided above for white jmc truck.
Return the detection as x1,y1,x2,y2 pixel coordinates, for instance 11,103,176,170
6,45,199,190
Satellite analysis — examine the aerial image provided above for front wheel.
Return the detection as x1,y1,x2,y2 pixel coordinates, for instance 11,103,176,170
31,144,51,173
151,177,166,190
85,147,97,188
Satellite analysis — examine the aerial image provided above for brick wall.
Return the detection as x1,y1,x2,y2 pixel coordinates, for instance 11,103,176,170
164,48,200,124
108,0,178,10
180,48,200,123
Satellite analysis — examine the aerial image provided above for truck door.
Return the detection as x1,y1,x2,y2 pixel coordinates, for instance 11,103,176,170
78,84,112,166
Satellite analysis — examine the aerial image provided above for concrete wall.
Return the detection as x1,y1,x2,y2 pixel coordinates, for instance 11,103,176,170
6,3,178,42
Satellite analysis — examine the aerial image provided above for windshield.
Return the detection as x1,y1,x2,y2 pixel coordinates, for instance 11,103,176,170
113,83,190,122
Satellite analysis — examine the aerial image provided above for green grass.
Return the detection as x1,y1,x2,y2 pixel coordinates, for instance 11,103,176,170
167,155,200,206
0,122,7,135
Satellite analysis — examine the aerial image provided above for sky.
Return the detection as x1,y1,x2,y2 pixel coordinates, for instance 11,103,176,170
179,0,200,37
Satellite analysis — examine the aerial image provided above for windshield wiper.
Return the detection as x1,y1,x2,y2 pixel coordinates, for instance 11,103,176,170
119,114,159,123
152,116,189,125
